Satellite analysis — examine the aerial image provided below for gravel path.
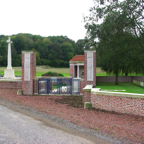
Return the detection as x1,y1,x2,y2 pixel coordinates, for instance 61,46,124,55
0,104,99,144
0,88,144,144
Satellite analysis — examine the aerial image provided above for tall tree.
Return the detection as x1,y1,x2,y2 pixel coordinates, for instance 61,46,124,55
84,0,144,84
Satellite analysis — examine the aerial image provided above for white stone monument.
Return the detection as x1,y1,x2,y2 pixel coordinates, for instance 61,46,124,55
4,36,15,79
87,51,93,81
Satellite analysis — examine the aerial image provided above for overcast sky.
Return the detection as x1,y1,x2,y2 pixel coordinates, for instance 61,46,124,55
0,0,93,42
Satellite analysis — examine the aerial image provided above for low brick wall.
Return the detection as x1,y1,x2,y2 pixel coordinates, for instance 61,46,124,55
80,80,85,94
0,80,22,89
83,86,144,117
33,79,38,95
96,76,144,83
91,91,144,116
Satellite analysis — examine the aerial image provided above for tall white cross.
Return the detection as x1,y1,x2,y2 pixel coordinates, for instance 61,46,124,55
7,36,13,69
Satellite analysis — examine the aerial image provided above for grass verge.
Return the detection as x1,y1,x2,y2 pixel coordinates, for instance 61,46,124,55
96,82,144,94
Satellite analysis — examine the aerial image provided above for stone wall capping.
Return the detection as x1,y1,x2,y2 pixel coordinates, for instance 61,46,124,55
0,79,22,82
91,88,101,92
91,90,144,99
83,85,93,92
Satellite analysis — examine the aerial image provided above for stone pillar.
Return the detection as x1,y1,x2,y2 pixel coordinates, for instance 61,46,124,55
77,65,79,78
84,50,96,87
69,64,74,77
22,51,36,95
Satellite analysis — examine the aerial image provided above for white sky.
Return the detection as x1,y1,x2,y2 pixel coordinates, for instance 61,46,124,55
0,0,93,42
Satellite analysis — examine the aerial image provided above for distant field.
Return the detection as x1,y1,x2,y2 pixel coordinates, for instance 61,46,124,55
96,82,144,94
0,67,143,77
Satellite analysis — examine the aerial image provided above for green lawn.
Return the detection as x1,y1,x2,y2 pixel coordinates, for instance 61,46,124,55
0,67,143,77
0,67,70,77
96,82,144,94
96,73,144,76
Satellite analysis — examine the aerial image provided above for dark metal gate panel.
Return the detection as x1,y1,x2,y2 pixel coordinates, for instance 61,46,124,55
72,78,80,95
38,78,49,94
60,78,72,94
49,78,59,94
38,78,79,95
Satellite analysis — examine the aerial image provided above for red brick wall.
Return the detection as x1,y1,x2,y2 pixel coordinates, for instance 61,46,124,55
0,81,21,89
84,51,96,87
70,64,74,77
83,91,91,103
80,80,85,94
33,79,38,94
22,52,36,95
91,94,144,116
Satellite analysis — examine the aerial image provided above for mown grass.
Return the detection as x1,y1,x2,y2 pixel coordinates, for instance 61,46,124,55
96,73,144,76
0,67,70,77
0,67,143,77
96,82,144,94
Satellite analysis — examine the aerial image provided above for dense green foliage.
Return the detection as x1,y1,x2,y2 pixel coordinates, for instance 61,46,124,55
84,0,144,84
0,34,84,67
45,71,64,77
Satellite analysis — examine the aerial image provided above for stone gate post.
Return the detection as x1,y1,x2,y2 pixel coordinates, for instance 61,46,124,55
22,51,36,95
84,50,96,87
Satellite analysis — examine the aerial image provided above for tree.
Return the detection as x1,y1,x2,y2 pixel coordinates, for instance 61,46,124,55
84,0,144,84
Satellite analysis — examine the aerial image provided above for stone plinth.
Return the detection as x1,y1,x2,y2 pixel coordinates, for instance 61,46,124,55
22,51,36,95
4,69,15,79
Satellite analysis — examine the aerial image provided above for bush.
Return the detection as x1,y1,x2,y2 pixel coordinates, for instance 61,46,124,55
42,71,64,77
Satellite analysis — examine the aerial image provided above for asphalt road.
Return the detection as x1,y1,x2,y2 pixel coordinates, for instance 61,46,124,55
0,104,112,144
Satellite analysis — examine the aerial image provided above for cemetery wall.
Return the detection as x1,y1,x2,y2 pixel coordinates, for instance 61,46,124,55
83,87,144,117
0,81,21,89
96,76,144,83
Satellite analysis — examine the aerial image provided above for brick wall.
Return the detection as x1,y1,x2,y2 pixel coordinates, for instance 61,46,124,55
33,79,38,95
80,80,85,94
70,64,74,77
22,51,36,95
91,93,144,116
83,91,91,103
0,81,21,89
84,51,96,87
96,76,144,83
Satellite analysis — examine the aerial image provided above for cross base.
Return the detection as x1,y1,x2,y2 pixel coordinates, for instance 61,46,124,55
4,69,15,79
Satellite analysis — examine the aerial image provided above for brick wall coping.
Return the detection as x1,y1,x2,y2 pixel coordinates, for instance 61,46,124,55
91,90,144,99
91,88,101,92
0,79,22,82
83,85,93,92
69,61,84,64
84,50,96,52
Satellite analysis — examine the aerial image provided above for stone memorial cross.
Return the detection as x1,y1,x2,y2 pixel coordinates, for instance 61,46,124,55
4,36,15,79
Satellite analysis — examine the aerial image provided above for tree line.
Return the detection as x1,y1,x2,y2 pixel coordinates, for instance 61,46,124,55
0,34,85,67
84,0,144,84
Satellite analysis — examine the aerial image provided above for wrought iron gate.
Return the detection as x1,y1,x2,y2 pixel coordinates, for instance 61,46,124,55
38,78,76,95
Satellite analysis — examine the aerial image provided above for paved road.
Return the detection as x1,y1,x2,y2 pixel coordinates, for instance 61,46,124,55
0,104,109,144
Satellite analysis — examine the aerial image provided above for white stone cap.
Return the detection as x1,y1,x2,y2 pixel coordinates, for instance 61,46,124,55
83,85,93,92
91,90,144,99
91,88,101,92
73,78,81,80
